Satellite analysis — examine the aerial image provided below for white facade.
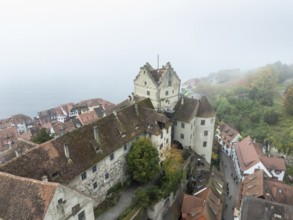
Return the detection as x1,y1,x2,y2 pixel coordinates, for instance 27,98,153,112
44,185,94,220
134,63,181,112
16,122,27,134
231,147,272,181
173,116,215,164
194,117,215,164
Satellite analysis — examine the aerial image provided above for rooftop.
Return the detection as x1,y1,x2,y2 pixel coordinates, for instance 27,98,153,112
0,171,58,220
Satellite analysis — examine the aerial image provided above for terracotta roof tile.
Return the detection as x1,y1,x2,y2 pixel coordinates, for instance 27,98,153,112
0,171,58,220
260,157,286,171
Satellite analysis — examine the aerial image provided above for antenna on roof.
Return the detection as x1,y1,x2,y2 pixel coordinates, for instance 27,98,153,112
157,54,159,70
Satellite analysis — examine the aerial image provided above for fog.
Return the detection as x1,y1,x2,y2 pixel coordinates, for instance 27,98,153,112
1,0,293,118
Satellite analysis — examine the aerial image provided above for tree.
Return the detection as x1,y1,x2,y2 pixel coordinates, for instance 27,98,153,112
284,83,293,115
126,137,160,183
248,66,278,106
263,109,279,125
31,128,53,144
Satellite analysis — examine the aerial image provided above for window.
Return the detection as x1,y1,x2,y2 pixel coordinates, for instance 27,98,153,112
203,141,207,147
58,198,63,204
81,172,87,180
124,145,127,151
92,165,97,173
161,133,163,139
160,144,163,150
181,122,185,128
165,91,169,96
174,120,177,126
166,128,169,134
180,134,184,139
144,81,147,85
110,153,114,160
78,210,86,220
93,182,98,189
201,120,205,125
147,91,150,96
166,138,169,144
105,172,109,179
204,131,208,136
168,81,172,86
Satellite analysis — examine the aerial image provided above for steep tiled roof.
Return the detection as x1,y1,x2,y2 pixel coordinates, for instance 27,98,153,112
234,136,261,171
78,111,99,125
265,179,293,206
240,196,293,220
0,99,170,183
51,121,76,136
174,96,215,123
197,96,216,118
260,157,286,171
0,127,18,150
174,97,199,123
0,171,58,220
218,123,240,148
181,194,205,220
78,98,114,109
238,170,265,208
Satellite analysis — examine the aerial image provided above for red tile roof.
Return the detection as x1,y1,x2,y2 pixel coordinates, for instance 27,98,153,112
0,171,58,220
218,123,240,148
234,136,261,171
260,157,286,171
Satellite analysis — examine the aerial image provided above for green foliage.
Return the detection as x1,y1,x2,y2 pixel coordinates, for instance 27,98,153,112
263,109,279,125
284,83,293,115
133,187,162,208
126,137,160,183
31,128,53,144
248,66,278,106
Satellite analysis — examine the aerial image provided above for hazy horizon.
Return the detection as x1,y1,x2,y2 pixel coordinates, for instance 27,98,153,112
1,0,293,119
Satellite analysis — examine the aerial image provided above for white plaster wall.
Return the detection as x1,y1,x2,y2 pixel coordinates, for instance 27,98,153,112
244,162,272,178
150,126,171,161
194,116,215,164
270,170,285,181
173,120,193,149
134,70,159,110
44,185,94,220
68,142,133,207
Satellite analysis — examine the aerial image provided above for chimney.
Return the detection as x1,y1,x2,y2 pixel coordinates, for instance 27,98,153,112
64,144,70,159
181,97,184,106
94,126,99,143
42,175,48,182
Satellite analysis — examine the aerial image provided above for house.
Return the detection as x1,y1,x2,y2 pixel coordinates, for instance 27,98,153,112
0,171,94,220
173,96,216,164
77,111,99,126
0,114,33,134
0,98,172,207
236,169,293,217
238,196,293,220
231,136,285,181
181,167,224,220
134,62,181,112
0,127,18,151
51,121,77,137
216,122,241,156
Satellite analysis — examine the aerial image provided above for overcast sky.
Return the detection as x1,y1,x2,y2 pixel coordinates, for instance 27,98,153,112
1,0,293,118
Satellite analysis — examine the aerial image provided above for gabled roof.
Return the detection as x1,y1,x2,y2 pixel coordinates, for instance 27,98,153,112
174,97,199,123
0,171,58,220
174,96,215,123
260,157,286,171
265,179,293,206
238,170,265,208
240,196,293,220
0,99,170,183
135,62,180,86
218,122,240,147
78,111,99,125
234,136,261,171
196,96,216,118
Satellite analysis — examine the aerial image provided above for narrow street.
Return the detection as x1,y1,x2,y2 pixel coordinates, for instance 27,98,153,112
220,152,241,220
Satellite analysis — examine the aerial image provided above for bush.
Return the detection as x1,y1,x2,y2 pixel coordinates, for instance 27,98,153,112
264,109,279,125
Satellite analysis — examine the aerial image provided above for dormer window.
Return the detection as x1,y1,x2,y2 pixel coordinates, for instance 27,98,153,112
81,172,87,180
